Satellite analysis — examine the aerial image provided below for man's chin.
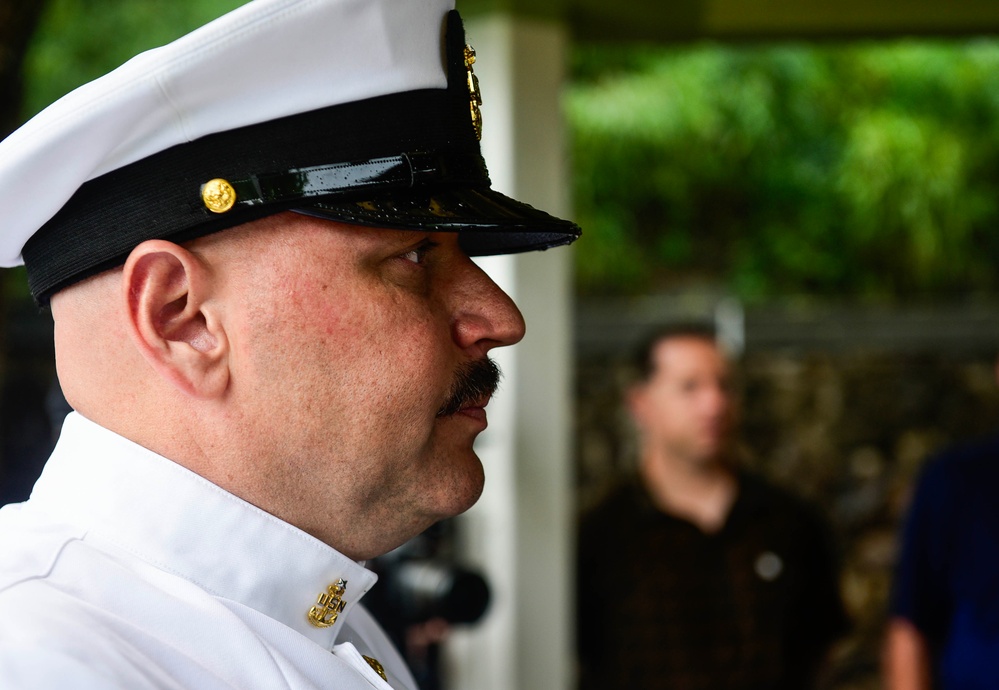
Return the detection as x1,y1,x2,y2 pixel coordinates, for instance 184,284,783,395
685,443,729,469
428,483,484,527
437,450,486,517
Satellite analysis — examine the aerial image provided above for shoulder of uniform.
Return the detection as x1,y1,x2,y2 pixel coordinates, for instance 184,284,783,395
0,504,85,596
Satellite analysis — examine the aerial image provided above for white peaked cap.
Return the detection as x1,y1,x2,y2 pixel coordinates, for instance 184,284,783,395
0,0,579,303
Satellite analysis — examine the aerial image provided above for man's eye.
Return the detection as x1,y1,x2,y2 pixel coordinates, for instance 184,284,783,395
401,240,437,264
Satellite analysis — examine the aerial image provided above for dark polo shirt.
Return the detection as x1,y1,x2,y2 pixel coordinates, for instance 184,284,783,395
576,472,848,690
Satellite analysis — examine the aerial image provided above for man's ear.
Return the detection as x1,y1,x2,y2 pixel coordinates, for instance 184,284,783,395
122,239,229,399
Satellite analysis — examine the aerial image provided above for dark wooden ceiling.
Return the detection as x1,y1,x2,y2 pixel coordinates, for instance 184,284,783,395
458,0,999,42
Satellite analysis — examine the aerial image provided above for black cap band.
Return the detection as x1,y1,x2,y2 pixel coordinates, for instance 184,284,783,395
23,86,485,302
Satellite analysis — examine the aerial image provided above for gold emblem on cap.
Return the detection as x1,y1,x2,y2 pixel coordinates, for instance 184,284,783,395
201,178,237,213
307,578,348,628
363,655,388,682
464,44,483,140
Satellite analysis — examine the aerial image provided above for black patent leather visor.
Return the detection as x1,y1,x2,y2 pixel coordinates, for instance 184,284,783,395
293,186,580,256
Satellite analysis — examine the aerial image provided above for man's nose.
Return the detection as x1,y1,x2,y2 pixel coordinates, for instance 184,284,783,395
449,259,526,358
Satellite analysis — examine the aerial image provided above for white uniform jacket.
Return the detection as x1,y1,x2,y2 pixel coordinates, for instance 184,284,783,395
0,412,418,690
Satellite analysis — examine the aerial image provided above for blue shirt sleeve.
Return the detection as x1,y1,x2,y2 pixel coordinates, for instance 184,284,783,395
890,453,954,646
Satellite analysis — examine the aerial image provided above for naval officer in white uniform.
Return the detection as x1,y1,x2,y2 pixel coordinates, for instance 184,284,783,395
0,0,580,687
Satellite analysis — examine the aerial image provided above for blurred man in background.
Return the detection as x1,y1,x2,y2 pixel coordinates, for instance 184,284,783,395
577,323,848,690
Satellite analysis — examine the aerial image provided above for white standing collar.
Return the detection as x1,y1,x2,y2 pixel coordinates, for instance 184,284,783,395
28,411,378,651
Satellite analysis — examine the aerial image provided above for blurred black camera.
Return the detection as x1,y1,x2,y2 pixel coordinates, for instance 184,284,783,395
366,523,490,690
367,522,491,627
378,556,490,625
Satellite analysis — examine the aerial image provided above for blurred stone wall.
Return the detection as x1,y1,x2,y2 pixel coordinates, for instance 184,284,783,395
574,297,999,689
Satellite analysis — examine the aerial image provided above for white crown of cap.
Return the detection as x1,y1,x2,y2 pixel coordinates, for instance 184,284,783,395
0,0,452,268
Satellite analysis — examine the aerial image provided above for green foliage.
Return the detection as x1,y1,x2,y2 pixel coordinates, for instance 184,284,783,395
568,40,999,301
22,0,245,121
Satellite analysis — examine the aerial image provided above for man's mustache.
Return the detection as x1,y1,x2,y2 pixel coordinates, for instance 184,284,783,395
437,358,501,417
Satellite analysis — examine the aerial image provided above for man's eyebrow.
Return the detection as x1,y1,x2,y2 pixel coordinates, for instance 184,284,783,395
361,228,432,246
376,230,440,253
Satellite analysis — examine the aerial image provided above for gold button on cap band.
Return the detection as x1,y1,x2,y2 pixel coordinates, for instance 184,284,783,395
201,178,237,213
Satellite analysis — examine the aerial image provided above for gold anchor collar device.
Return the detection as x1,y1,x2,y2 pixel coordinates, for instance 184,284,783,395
308,578,349,629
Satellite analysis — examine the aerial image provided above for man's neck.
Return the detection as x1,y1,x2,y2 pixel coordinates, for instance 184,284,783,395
639,450,738,534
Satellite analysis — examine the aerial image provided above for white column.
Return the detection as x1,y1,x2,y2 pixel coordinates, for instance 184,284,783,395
444,14,574,690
